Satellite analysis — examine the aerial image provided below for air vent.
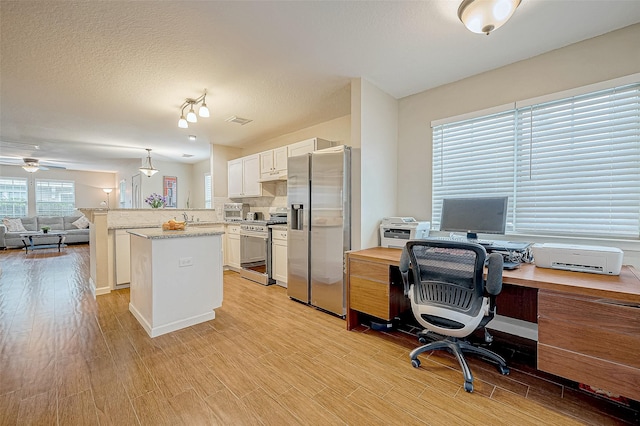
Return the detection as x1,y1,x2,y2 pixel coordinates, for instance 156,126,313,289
225,116,253,125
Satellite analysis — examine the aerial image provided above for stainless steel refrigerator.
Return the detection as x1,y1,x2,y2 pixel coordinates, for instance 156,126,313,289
287,145,351,316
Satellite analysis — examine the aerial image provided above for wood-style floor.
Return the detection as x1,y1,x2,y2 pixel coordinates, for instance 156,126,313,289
0,244,637,425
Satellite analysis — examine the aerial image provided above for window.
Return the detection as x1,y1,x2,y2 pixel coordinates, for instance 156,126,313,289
35,179,76,216
432,80,640,239
0,177,28,217
204,173,212,208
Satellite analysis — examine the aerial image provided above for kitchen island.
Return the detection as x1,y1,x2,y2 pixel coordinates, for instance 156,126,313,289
127,227,224,337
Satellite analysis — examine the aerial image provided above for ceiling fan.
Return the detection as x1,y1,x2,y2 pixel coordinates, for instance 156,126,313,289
0,156,67,172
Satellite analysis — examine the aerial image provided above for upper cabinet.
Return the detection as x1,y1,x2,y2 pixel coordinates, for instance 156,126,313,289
229,138,335,198
259,146,288,181
228,154,262,198
288,138,333,158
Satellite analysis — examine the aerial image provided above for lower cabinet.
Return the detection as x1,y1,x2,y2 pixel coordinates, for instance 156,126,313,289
271,228,287,285
115,229,131,285
225,224,241,269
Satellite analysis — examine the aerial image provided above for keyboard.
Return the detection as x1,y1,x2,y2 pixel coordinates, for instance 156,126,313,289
428,236,494,246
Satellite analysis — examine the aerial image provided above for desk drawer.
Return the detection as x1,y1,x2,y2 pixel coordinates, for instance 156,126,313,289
538,344,640,402
349,260,389,283
350,277,390,320
538,289,640,400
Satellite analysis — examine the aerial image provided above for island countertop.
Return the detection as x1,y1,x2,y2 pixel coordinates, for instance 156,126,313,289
127,227,225,239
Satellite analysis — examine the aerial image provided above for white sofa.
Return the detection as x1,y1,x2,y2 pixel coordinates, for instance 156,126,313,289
0,215,90,249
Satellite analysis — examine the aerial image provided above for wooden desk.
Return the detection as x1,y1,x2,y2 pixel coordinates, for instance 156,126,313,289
345,247,640,401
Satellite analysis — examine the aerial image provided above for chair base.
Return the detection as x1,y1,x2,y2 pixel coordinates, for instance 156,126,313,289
409,336,509,393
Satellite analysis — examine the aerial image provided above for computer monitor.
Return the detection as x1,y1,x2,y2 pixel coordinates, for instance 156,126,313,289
439,196,508,240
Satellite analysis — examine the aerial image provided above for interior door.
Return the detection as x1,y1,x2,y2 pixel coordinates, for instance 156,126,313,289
131,173,142,208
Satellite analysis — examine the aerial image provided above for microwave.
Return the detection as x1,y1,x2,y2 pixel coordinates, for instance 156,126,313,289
223,203,249,221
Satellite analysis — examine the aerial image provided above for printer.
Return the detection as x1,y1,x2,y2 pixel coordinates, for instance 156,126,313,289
380,217,430,248
532,243,623,275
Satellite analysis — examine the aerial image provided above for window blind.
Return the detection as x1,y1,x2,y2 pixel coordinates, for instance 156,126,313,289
432,82,640,238
0,177,28,217
432,110,515,231
35,179,76,216
204,174,212,209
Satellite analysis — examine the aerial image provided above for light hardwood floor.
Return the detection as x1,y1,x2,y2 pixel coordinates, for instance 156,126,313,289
0,244,637,425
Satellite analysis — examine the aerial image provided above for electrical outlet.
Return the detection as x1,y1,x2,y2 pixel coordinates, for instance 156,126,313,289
179,257,193,267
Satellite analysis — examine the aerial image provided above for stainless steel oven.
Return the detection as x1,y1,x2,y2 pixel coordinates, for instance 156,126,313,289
240,222,273,285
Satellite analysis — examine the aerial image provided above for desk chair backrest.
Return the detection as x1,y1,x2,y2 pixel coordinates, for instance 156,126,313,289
400,240,503,338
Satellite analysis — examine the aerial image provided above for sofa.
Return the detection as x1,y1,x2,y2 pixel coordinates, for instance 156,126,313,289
0,215,90,249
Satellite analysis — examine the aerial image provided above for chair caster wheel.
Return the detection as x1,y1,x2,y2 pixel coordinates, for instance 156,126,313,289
498,365,510,375
418,337,427,344
464,381,473,393
411,359,421,368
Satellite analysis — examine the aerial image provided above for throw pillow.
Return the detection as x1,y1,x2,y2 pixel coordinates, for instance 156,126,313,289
72,216,90,229
3,218,27,232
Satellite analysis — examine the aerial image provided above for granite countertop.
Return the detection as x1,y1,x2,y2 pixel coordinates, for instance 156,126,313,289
109,221,226,230
127,228,225,239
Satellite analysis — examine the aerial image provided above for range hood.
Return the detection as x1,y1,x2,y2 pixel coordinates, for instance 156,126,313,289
258,172,287,182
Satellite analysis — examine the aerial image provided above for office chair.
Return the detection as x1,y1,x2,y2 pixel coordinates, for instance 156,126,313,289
399,240,509,392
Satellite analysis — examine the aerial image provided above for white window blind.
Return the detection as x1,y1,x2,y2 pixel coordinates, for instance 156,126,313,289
204,174,212,209
35,179,76,216
432,82,640,238
432,110,516,231
0,177,28,217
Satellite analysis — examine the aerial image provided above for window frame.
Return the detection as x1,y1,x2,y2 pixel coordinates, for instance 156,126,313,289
0,177,28,217
35,179,76,216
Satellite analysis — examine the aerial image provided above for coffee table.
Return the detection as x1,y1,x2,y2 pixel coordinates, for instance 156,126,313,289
19,231,68,253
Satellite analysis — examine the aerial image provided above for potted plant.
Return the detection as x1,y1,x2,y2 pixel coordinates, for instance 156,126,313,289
145,193,166,209
41,226,50,234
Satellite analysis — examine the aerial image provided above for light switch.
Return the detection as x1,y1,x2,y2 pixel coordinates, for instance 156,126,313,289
179,257,193,267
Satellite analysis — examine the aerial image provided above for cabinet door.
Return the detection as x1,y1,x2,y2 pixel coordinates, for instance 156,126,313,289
273,146,288,173
260,150,274,175
115,230,131,285
228,158,244,198
227,234,241,269
288,139,315,157
273,240,288,283
242,154,262,197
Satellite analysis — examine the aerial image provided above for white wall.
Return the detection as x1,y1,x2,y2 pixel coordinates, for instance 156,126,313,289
138,160,194,210
357,78,398,249
397,23,640,265
190,157,211,209
0,164,116,215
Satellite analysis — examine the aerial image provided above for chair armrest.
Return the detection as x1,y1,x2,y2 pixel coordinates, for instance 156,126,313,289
0,224,6,247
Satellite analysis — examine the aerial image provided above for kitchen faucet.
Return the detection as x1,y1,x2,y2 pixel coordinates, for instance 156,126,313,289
182,212,189,222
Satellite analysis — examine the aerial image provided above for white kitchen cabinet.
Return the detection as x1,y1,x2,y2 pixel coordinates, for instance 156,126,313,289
115,229,131,285
271,228,287,286
288,138,333,158
225,223,241,270
228,154,262,198
259,146,288,180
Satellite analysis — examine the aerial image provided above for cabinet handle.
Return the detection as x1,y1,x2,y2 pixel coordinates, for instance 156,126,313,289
597,299,640,309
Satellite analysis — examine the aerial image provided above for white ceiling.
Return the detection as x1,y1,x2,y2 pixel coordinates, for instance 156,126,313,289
1,1,640,172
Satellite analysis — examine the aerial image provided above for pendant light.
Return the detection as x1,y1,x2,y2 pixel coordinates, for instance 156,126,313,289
139,149,159,177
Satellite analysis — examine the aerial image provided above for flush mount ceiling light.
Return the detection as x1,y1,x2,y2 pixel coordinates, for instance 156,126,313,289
178,89,210,128
139,149,159,177
22,158,40,173
458,0,521,35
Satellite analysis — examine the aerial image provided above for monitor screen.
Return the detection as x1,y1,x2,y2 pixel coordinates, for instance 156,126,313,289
439,197,508,240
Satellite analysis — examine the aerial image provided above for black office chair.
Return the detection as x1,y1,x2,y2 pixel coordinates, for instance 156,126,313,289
399,240,509,392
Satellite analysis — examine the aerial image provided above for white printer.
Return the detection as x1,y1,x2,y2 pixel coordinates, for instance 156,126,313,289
379,217,430,248
532,243,623,275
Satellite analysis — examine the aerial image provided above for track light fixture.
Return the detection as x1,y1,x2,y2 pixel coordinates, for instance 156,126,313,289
177,89,210,128
139,149,159,177
458,0,521,35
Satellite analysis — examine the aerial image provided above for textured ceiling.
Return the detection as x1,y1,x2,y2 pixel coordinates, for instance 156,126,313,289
1,1,640,172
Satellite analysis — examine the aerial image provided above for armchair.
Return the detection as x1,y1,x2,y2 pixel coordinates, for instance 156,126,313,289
399,240,509,392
